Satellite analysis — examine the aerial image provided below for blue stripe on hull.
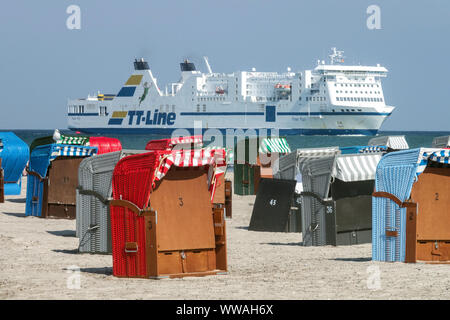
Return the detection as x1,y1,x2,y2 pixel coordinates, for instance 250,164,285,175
277,112,391,116
69,127,379,136
68,113,99,116
68,111,391,117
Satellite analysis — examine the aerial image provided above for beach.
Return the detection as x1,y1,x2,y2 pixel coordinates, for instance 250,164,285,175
1,175,450,300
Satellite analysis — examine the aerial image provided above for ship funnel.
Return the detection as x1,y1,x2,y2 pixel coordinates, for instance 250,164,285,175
134,58,150,70
180,59,196,72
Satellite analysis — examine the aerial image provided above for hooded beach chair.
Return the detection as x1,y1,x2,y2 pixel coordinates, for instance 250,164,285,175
432,135,450,148
372,148,450,263
25,144,97,218
233,136,290,195
288,148,383,246
368,135,409,152
110,148,228,279
233,137,260,195
0,158,4,203
0,132,29,195
273,147,341,233
258,137,291,178
76,149,145,253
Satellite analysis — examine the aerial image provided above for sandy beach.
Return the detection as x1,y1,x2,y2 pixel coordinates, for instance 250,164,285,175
1,176,450,300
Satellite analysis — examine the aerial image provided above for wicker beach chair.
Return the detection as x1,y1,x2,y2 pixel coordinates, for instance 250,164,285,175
372,148,450,263
110,148,228,279
25,144,97,218
76,149,145,253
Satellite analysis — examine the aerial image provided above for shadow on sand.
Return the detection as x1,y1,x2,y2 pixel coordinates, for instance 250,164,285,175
80,267,113,276
262,242,303,246
47,230,76,237
6,198,26,203
332,257,372,262
1,212,27,218
53,248,79,255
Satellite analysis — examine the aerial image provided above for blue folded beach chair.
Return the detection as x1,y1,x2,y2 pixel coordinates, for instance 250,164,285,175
0,132,29,195
26,144,97,217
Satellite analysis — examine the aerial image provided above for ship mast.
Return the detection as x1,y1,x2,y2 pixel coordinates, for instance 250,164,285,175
203,56,213,74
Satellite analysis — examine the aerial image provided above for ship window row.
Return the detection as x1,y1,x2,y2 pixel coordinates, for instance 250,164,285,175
159,105,176,112
198,97,226,102
332,109,363,112
337,97,383,102
246,84,282,89
335,83,379,88
305,96,326,102
337,90,381,94
69,105,85,114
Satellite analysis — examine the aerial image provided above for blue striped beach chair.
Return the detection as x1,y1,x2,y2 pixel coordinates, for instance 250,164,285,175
26,144,97,218
372,148,450,262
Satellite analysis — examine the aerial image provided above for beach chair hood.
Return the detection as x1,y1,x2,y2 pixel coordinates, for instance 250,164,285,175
0,132,29,195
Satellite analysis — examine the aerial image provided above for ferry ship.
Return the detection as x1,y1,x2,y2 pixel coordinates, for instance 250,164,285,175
67,48,394,135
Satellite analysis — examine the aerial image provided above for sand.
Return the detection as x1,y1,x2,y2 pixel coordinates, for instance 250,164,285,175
1,176,450,300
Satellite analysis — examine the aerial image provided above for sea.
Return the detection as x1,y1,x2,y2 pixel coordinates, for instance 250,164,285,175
7,129,450,151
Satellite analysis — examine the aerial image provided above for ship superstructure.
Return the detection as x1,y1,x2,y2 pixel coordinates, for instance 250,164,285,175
68,48,394,135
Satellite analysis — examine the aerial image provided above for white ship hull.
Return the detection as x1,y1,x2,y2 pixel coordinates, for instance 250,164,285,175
68,104,392,136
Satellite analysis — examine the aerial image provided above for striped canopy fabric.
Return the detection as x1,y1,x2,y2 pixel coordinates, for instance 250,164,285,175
296,147,340,169
153,148,227,201
57,135,90,146
417,148,450,176
259,138,291,154
53,129,90,146
204,146,233,164
297,146,340,158
368,135,409,150
170,135,203,146
340,145,387,154
50,144,97,161
332,153,382,182
359,146,387,153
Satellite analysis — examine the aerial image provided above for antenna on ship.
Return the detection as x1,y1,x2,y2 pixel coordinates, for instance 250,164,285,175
329,47,345,65
203,56,213,73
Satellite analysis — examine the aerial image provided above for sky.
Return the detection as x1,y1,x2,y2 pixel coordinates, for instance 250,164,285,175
0,0,449,130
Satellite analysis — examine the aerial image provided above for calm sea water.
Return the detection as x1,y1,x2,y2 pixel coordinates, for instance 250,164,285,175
5,129,450,150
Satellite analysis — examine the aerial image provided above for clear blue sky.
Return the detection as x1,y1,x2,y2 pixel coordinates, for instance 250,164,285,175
1,0,449,130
